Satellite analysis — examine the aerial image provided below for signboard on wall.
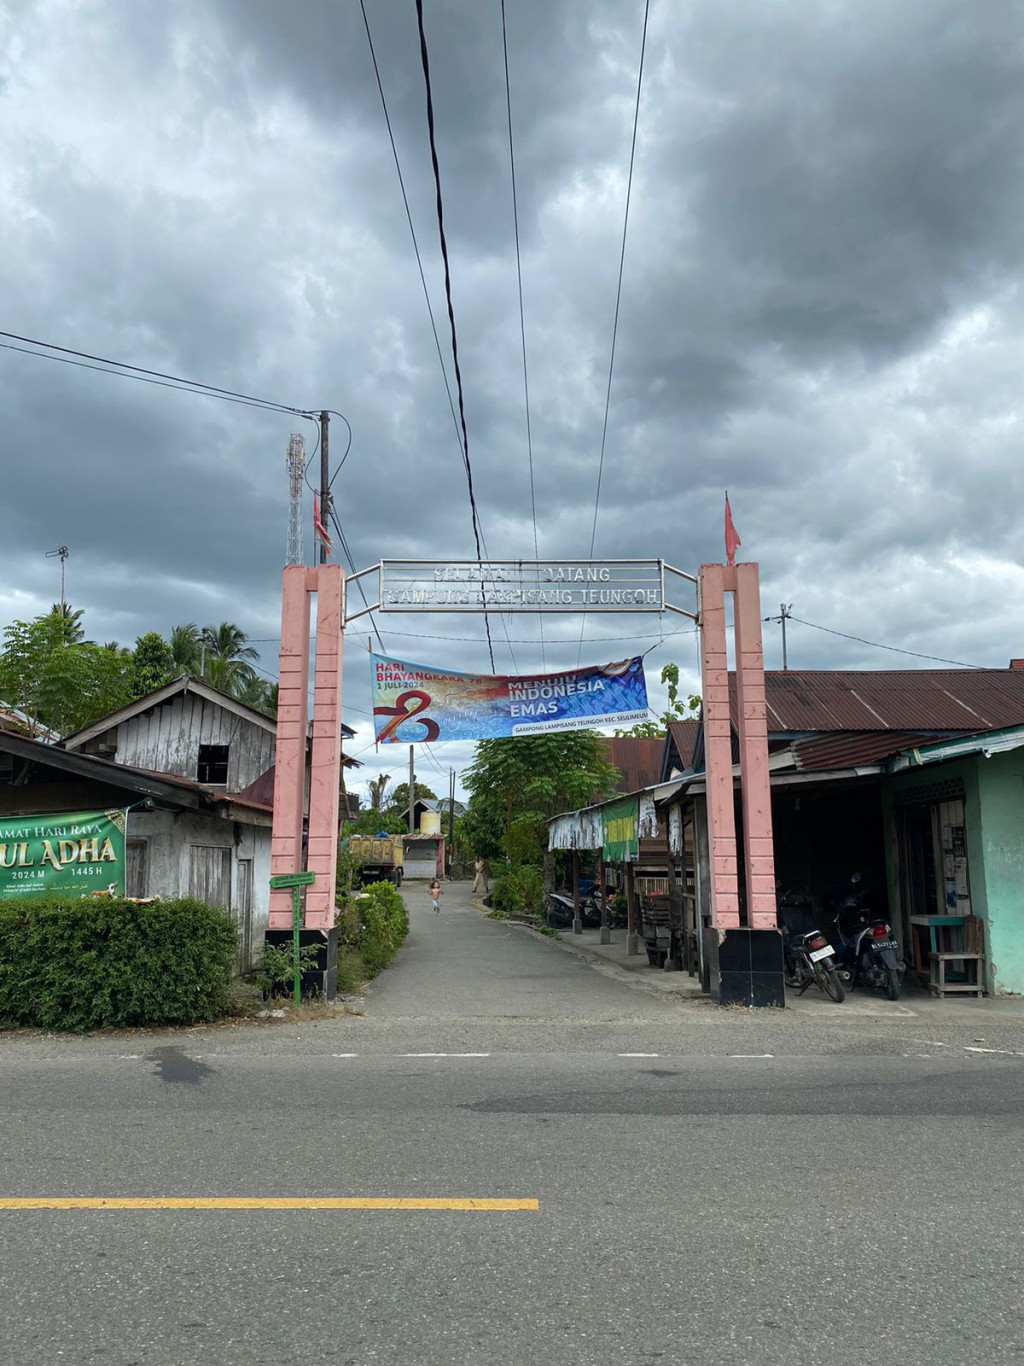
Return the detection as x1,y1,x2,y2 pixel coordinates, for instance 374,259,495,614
371,654,649,743
0,809,127,899
378,560,664,613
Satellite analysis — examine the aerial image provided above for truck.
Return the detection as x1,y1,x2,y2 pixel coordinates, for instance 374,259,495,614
346,834,404,887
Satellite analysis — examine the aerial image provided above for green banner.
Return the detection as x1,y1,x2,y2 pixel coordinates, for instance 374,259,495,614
0,810,128,900
601,796,639,863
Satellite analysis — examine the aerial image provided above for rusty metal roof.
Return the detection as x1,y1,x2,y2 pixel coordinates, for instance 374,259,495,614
731,670,1024,733
665,720,701,772
602,736,666,793
791,731,949,771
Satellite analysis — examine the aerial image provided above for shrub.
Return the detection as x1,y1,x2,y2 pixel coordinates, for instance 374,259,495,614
0,895,239,1032
490,864,544,919
356,881,410,978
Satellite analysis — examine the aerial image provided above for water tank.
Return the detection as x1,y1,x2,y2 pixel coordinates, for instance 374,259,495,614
419,810,441,836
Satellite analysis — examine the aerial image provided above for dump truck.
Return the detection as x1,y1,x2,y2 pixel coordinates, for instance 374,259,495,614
346,834,404,887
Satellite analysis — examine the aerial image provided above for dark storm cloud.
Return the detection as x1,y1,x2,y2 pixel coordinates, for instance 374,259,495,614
3,0,1024,793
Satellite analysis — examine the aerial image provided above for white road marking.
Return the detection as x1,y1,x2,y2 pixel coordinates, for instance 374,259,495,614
397,1052,490,1058
729,1054,774,1059
963,1046,1024,1057
618,1052,659,1057
331,1053,359,1058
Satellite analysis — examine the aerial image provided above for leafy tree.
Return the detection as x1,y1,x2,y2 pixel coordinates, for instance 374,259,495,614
201,621,259,689
614,662,700,737
129,632,174,699
387,780,437,815
0,608,133,735
345,808,407,836
463,733,618,892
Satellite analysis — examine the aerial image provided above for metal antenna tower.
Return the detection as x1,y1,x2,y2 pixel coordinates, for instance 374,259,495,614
286,433,305,566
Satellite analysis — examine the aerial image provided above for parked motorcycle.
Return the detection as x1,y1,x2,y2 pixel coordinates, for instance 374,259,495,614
779,920,846,1002
544,890,602,930
830,874,905,1001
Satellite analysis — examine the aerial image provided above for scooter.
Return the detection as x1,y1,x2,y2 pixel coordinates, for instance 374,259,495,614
779,919,846,1002
830,874,905,1001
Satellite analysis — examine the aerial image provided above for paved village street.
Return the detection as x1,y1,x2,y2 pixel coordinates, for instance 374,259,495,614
2,878,1023,1366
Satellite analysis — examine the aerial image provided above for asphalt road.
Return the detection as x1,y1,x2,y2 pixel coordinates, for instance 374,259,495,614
1,880,1022,1365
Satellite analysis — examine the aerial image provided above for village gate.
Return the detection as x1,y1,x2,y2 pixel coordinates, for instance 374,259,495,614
266,558,781,1005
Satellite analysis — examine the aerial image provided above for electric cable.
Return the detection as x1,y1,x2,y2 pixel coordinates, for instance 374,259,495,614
500,0,544,669
0,330,315,416
413,0,496,673
576,0,651,665
787,616,987,670
328,505,388,655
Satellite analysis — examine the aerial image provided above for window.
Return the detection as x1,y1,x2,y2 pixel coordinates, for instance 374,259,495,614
197,744,230,785
189,846,232,908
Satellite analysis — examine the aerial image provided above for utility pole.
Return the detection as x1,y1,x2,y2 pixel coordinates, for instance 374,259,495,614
764,603,793,671
319,410,330,566
408,745,415,834
46,546,69,615
448,767,455,876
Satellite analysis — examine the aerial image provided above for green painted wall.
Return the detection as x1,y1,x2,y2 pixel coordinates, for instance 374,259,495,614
974,750,1024,995
883,752,1024,995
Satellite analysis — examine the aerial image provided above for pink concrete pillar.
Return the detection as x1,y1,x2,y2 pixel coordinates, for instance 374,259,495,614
733,563,777,930
305,564,345,928
269,566,313,928
698,564,740,928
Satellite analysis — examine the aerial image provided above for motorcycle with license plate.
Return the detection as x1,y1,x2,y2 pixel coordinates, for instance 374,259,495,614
830,874,906,1001
776,890,845,1003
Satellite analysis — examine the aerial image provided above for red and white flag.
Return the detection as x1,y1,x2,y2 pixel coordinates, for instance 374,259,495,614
313,498,333,557
724,492,741,567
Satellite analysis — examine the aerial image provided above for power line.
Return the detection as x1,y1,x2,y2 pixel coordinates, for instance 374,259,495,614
788,616,987,670
413,0,496,673
578,0,651,665
0,329,315,416
328,505,387,654
500,0,543,669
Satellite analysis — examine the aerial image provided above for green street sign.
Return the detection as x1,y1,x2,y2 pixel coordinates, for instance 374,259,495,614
270,871,316,889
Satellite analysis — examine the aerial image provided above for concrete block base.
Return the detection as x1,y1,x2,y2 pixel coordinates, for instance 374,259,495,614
264,926,338,1001
600,926,612,945
626,932,641,956
703,927,784,1008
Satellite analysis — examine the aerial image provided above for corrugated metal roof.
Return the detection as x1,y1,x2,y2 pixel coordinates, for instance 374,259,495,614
602,736,665,793
666,720,700,771
792,731,948,771
734,670,1024,733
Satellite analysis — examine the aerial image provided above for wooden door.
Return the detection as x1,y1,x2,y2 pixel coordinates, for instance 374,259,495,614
189,846,232,908
126,839,149,898
235,858,254,967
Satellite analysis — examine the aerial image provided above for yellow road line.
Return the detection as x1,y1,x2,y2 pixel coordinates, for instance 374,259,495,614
0,1197,538,1212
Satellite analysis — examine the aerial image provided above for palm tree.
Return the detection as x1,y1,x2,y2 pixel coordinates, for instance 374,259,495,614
168,623,202,676
48,603,89,645
201,622,258,692
367,773,391,810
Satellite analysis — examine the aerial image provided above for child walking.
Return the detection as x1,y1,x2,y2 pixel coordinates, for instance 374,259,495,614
429,878,442,913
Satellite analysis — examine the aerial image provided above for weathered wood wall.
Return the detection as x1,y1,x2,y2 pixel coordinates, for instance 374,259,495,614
81,694,275,791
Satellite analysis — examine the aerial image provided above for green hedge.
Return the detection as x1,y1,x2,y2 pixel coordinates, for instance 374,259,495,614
490,864,544,919
352,881,409,978
0,896,239,1032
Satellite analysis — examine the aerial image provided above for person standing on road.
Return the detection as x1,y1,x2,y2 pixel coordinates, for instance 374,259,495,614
429,878,442,913
472,856,489,895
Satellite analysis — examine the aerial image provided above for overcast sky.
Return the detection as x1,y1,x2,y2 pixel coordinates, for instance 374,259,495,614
3,0,1023,799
